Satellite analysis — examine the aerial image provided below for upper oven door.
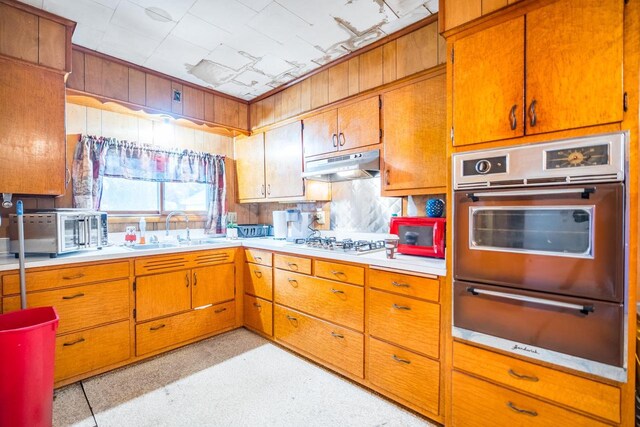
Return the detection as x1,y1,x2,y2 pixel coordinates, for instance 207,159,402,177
454,183,624,302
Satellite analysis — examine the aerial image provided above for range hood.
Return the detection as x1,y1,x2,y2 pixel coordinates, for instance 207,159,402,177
301,150,380,182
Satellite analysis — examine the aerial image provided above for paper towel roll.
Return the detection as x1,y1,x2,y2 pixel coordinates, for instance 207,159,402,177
272,211,287,239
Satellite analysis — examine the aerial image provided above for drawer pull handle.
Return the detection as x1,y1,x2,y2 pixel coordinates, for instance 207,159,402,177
215,308,227,314
62,293,85,300
62,273,85,280
392,354,411,364
150,324,166,331
287,262,298,270
286,315,297,321
331,332,344,339
185,274,190,287
287,278,298,286
392,304,411,311
331,270,345,277
253,302,262,308
193,272,197,286
508,369,539,382
507,402,538,417
330,288,344,294
63,338,86,346
391,281,410,288
254,256,263,262
253,270,263,278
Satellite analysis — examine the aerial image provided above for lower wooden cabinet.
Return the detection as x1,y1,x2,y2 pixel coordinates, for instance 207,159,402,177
243,294,273,336
451,371,610,427
55,320,130,382
367,337,440,415
274,304,364,378
136,269,192,322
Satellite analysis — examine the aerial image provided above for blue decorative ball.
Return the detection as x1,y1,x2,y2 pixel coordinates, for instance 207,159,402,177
426,199,445,218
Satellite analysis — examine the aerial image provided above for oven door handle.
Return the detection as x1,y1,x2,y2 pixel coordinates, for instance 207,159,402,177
466,187,595,202
466,287,594,315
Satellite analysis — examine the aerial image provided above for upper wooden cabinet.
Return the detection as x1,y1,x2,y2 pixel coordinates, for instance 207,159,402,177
303,96,381,157
451,0,624,146
265,121,304,199
443,0,523,32
235,132,266,200
382,73,446,195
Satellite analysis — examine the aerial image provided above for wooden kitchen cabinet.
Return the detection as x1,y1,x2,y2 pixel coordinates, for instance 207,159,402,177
192,263,235,308
235,132,266,200
303,96,381,158
451,0,623,146
136,270,192,322
265,121,304,198
442,0,522,31
382,73,446,195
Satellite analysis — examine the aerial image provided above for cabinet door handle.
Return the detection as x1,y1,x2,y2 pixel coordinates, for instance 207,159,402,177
330,288,344,294
509,104,517,130
62,293,85,300
508,369,539,382
287,262,298,270
528,99,537,127
62,273,85,280
385,169,390,186
331,270,345,277
507,402,538,417
286,315,297,321
253,270,263,278
253,302,262,308
267,184,271,196
332,133,338,147
185,274,190,287
193,272,197,287
215,307,227,314
392,354,411,364
63,337,85,346
150,324,166,331
65,167,71,188
254,256,263,262
391,281,410,288
392,304,411,311
261,184,265,196
287,278,298,286
338,132,345,147
331,332,344,339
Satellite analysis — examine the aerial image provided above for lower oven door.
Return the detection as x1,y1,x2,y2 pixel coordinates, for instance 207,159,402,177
453,281,624,367
454,183,624,302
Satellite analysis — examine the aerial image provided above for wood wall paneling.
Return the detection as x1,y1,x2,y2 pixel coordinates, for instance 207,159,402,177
249,102,258,129
145,74,171,112
182,85,205,120
282,85,301,119
257,97,275,128
300,78,311,113
0,3,38,63
328,61,349,103
359,46,383,92
38,18,66,70
382,41,397,84
444,0,482,30
67,50,85,91
102,60,128,101
204,92,215,123
438,34,447,65
128,68,146,105
397,23,438,79
215,96,240,128
310,69,329,110
84,54,103,96
171,81,183,115
348,57,360,96
273,91,284,123
238,102,248,130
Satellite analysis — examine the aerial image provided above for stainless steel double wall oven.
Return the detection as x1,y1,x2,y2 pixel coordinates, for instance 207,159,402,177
452,132,628,381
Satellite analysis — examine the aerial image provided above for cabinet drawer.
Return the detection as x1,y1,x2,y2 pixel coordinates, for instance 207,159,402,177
55,320,130,382
3,279,129,335
368,268,439,302
244,263,273,300
314,260,364,286
274,270,364,331
134,253,190,276
136,270,192,322
368,337,440,415
453,342,620,423
274,254,311,275
244,294,272,336
451,371,609,427
369,289,439,358
3,261,130,295
136,301,236,356
274,305,363,378
245,249,272,266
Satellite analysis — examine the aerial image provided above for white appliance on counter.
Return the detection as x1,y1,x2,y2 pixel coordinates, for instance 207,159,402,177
272,211,287,240
285,210,313,242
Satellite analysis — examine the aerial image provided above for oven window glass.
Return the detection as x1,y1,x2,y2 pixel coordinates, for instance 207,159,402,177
398,225,434,247
62,217,79,249
470,207,593,257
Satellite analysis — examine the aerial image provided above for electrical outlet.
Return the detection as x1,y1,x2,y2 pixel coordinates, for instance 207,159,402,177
227,212,237,223
315,210,325,225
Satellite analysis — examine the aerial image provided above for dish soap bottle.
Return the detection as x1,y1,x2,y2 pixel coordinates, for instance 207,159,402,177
139,217,146,244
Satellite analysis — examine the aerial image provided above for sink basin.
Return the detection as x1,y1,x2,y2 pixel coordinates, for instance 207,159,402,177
125,243,179,250
183,238,227,246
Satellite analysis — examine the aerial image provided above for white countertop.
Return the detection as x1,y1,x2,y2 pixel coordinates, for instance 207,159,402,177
0,237,446,277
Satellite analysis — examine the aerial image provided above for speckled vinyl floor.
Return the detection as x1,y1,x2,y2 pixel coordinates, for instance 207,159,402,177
53,328,434,427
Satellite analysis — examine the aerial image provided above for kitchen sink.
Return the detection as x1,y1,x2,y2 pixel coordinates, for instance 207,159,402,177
124,243,179,250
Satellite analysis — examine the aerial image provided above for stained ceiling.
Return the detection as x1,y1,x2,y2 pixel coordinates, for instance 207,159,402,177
21,0,438,100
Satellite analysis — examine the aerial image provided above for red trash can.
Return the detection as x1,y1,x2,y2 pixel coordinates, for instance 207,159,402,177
0,307,59,427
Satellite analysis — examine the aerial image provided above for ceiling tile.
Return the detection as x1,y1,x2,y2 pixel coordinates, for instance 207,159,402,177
297,18,352,52
18,0,43,8
153,34,210,65
144,55,197,83
214,80,254,98
331,0,393,34
43,0,115,32
224,26,282,59
236,0,272,12
254,54,294,77
266,36,324,66
190,0,257,33
72,23,105,50
385,0,429,17
274,0,343,25
234,69,271,87
380,7,431,34
93,0,121,8
186,60,236,86
248,2,310,44
424,0,438,13
111,1,177,40
127,0,195,21
172,13,230,51
98,24,161,64
206,45,255,71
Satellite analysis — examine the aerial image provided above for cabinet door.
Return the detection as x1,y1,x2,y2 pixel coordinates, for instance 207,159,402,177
337,96,380,151
452,17,524,146
383,75,446,192
192,263,235,308
265,121,304,199
136,270,192,322
525,0,623,135
235,133,265,200
303,109,338,157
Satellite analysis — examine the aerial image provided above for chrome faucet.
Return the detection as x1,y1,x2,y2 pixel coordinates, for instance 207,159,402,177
165,211,190,242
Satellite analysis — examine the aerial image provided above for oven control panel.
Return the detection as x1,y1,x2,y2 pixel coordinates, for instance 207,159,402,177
462,156,507,176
